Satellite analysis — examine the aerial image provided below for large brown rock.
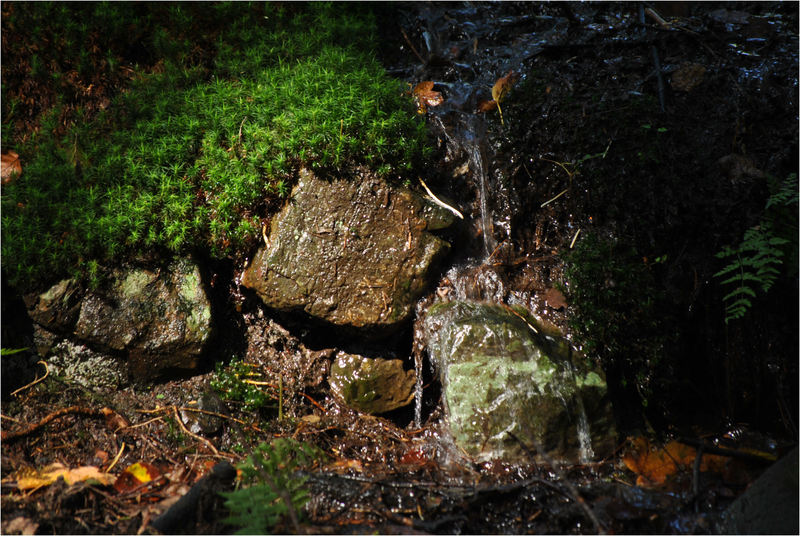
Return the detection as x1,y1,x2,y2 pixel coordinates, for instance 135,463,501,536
242,169,454,332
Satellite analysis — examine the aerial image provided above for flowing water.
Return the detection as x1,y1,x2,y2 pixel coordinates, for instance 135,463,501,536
408,4,597,460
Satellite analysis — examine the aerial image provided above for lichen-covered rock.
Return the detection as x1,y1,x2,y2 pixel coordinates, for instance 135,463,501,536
74,258,211,377
27,258,212,378
423,300,616,463
242,168,454,332
47,339,126,391
329,352,416,414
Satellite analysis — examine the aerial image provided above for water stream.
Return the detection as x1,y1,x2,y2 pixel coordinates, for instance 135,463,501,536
407,3,600,460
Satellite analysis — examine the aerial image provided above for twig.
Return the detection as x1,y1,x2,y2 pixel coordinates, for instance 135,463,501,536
400,27,426,64
2,405,104,441
418,177,464,219
172,406,219,456
569,228,581,249
540,188,568,208
10,360,49,397
106,442,126,473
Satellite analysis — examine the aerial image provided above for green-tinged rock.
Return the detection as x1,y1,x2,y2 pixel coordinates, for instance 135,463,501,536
73,258,211,377
423,300,616,463
329,352,416,414
241,168,453,332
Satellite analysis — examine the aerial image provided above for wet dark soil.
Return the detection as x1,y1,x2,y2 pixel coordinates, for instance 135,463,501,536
2,2,798,534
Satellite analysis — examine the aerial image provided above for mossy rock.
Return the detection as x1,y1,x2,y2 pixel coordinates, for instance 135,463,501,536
423,300,616,462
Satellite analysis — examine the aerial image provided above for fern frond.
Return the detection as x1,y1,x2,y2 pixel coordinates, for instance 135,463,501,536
222,438,325,534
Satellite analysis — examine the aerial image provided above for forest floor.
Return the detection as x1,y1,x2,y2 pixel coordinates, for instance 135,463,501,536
2,2,798,534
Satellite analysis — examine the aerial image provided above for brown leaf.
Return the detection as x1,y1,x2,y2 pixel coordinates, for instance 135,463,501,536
1,150,22,184
476,99,498,113
543,287,568,309
491,70,518,104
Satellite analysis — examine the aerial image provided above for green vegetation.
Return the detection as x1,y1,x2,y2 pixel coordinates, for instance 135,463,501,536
222,438,324,534
714,173,798,323
2,3,430,292
563,232,666,405
211,358,278,414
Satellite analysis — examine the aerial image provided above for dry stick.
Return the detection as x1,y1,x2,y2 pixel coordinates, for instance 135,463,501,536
2,406,104,441
400,27,426,65
10,360,49,397
508,432,606,535
242,379,326,412
419,177,464,219
106,442,126,473
172,405,219,456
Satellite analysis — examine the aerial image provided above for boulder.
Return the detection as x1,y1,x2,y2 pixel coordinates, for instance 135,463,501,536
242,168,454,332
329,351,416,414
27,258,211,378
422,300,616,463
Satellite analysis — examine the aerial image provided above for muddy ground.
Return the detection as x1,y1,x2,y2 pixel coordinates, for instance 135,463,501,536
2,2,798,534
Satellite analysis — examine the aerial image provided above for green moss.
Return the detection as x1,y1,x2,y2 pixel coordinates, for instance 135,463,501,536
2,3,430,292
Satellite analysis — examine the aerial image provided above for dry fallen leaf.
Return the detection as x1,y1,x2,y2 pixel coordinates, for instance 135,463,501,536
3,516,39,535
622,436,728,488
543,287,568,309
490,70,518,125
1,150,22,184
113,462,161,493
412,81,443,114
12,463,116,490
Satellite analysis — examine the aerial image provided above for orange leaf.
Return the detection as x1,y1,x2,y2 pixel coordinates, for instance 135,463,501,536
412,81,435,95
1,150,22,184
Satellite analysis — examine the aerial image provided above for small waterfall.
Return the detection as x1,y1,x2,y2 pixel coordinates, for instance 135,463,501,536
470,138,494,258
414,347,424,428
575,393,595,463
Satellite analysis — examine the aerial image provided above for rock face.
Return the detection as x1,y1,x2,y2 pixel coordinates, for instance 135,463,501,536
329,352,416,414
26,258,211,378
242,169,454,332
423,300,616,463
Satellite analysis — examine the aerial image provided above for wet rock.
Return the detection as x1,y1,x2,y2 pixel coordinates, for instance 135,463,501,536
27,258,211,378
423,300,615,463
74,258,211,377
25,278,84,334
242,168,454,333
180,391,226,435
329,351,416,414
717,446,799,535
